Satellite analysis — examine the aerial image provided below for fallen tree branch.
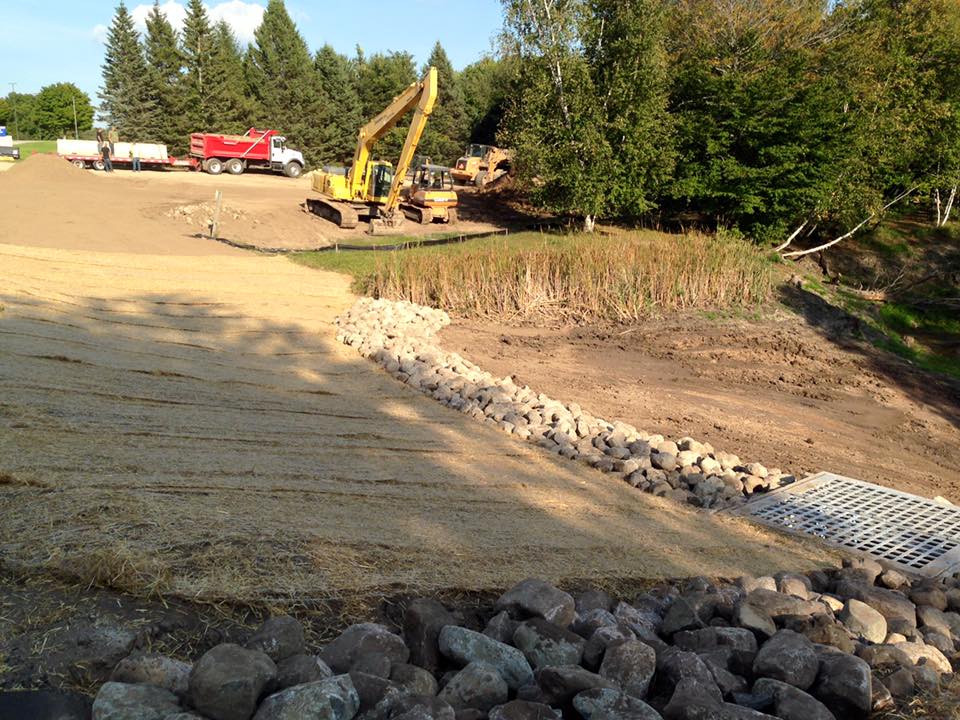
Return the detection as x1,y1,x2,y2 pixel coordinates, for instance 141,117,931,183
782,187,917,259
773,221,808,252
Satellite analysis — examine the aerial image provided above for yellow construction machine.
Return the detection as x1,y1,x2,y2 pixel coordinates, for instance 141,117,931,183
307,66,457,232
402,164,458,224
451,144,512,187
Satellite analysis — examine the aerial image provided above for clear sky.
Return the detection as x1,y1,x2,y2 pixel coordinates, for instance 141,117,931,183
2,1,504,100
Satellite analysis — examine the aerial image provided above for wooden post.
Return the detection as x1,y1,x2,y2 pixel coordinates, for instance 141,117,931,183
210,190,223,240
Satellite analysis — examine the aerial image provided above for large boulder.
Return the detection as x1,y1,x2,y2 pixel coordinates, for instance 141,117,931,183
843,587,917,629
597,640,657,700
187,644,276,720
744,590,823,621
437,661,509,712
388,695,456,720
752,630,818,691
109,653,191,697
892,641,952,673
489,699,562,720
321,624,410,674
404,600,460,673
439,626,534,690
583,623,635,668
512,618,585,669
660,594,717,636
811,653,871,720
495,579,576,628
391,663,439,697
673,627,757,655
662,676,722,720
252,675,359,720
752,678,835,720
734,603,776,640
572,609,618,640
91,682,181,720
245,617,306,663
839,600,887,644
275,654,332,690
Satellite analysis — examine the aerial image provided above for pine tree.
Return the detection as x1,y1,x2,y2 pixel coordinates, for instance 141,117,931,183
418,42,469,165
143,0,184,150
246,0,332,164
207,21,253,134
356,51,417,160
180,0,216,131
99,2,160,140
314,44,362,163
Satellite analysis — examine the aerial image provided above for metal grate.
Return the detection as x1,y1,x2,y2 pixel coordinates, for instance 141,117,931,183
733,472,960,577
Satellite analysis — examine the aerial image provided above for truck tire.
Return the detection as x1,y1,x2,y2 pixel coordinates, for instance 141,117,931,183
72,160,86,169
225,158,244,175
474,171,488,187
283,161,303,178
93,159,105,171
204,158,224,175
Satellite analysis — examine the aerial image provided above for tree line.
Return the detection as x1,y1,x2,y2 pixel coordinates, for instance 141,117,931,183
501,0,960,240
93,0,500,167
0,84,94,140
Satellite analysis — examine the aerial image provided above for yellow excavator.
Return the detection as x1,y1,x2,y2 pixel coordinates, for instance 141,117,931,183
307,66,456,232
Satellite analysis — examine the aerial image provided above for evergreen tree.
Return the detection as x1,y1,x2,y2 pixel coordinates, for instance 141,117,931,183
33,83,94,139
356,51,417,160
460,56,515,145
207,21,254,134
180,0,216,130
99,2,160,139
314,44,363,163
418,42,469,164
143,0,184,150
246,0,333,164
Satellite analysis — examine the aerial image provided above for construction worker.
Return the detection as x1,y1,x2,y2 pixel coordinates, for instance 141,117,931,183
98,132,113,172
130,143,141,172
108,127,119,156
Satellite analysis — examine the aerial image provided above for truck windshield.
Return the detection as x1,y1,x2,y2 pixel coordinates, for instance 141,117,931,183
469,144,486,157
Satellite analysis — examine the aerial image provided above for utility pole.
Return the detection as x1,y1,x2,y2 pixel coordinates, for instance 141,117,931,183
9,82,19,141
72,96,79,139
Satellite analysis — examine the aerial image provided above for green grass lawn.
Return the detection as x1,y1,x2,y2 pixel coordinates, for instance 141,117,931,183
14,140,57,158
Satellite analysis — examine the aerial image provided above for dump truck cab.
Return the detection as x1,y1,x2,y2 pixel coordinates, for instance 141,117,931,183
269,135,305,176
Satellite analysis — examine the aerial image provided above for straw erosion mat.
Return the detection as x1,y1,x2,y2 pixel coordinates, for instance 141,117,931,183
0,235,831,607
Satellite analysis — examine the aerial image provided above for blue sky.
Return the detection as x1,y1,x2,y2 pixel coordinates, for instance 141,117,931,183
2,1,504,99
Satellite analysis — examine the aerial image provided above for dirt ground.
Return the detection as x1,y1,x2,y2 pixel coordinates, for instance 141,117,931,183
0,156,833,616
442,298,960,503
3,154,523,253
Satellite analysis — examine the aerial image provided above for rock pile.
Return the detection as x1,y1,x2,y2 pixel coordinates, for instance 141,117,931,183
92,561,960,719
335,298,796,509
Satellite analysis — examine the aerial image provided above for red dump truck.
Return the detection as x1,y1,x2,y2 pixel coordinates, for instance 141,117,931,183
190,128,305,177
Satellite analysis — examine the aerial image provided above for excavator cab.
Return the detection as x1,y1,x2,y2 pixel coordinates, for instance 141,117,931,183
368,161,395,203
400,164,458,225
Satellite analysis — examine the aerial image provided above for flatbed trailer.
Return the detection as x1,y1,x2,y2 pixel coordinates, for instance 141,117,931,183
57,139,197,171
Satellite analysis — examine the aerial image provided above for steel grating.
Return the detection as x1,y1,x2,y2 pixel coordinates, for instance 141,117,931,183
732,472,960,577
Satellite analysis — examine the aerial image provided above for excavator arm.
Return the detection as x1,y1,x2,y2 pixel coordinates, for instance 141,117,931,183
347,66,438,209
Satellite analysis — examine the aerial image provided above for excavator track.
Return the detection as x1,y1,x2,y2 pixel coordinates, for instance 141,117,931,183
306,198,359,229
400,203,433,225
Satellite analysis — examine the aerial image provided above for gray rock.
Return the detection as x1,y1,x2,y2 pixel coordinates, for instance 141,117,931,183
275,654,332,690
744,589,823,620
811,653,871,719
351,652,392,678
438,661,508,712
776,575,811,600
495,579,576,627
917,605,956,638
253,675,359,720
582,623,635,669
912,665,941,693
734,603,776,640
534,665,616,705
245,616,305,663
752,678,835,720
839,600,887,644
882,667,914,698
572,687,662,719
782,615,855,655
843,587,917,629
752,630,818,691
597,639,656,699
0,689,91,720
489,700,561,720
92,682,181,720
871,675,895,714
909,586,948,611
349,670,399,714
721,704,778,719
662,676,722,720
110,653,191,697
737,577,777,594
652,452,678,472
321,623,410,674
572,609,618,640
391,663,439,697
673,627,757,655
661,594,717,636
512,618,585,669
388,695,456,720
654,648,716,696
438,626,534,690
404,599,459,673
187,644,276,720
856,643,913,670
576,590,614,615
484,611,521,644
922,629,955,655
878,569,909,590
893,641,952,673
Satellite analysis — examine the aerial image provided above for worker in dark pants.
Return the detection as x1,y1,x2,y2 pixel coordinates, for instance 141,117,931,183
130,143,141,172
100,139,113,172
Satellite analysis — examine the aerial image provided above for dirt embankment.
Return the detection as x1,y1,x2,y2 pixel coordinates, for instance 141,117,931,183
443,303,960,503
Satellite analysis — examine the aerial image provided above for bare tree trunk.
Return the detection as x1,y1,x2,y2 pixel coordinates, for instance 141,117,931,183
935,188,942,227
583,215,595,233
782,187,917,259
774,221,808,253
941,186,956,227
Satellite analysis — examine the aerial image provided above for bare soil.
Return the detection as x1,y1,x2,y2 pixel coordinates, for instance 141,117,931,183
442,293,960,503
4,154,529,253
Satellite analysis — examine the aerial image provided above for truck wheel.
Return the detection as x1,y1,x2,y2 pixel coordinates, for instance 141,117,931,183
93,159,105,171
225,158,244,175
283,162,303,178
204,158,224,175
474,171,488,187
72,160,86,169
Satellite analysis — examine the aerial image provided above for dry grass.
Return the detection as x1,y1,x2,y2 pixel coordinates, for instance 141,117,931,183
879,673,960,719
361,230,775,323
